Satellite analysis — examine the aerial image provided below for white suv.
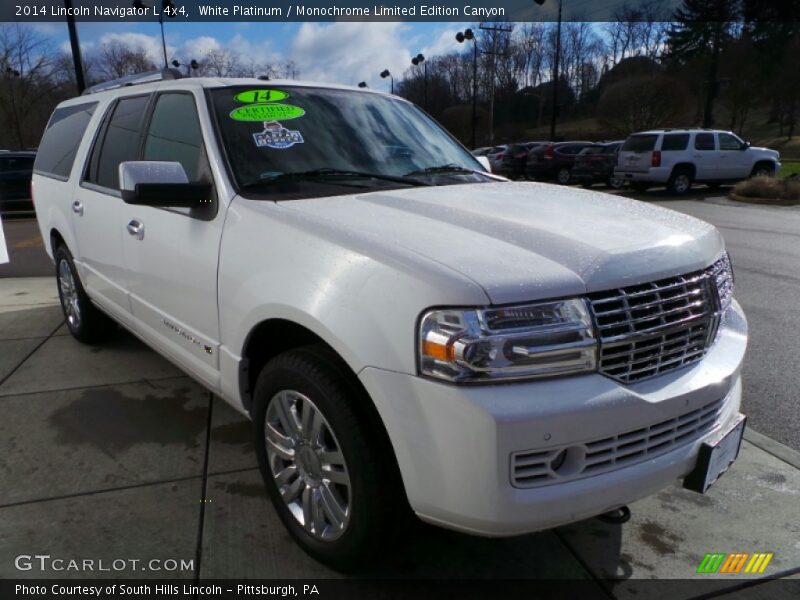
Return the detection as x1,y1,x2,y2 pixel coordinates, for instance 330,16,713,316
32,73,747,570
616,129,780,194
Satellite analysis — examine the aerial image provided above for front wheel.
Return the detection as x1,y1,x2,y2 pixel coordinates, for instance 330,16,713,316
54,245,113,344
253,346,408,571
750,163,774,178
607,176,624,190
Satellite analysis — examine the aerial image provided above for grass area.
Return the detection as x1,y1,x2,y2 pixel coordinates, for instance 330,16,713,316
780,161,800,178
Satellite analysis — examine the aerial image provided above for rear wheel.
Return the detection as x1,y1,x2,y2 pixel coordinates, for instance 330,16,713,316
668,169,693,195
54,245,114,344
253,346,408,571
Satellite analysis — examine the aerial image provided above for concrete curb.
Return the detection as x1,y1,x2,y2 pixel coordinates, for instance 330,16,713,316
745,428,800,471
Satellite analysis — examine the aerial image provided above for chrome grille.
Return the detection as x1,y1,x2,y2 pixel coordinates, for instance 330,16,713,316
588,261,724,383
511,397,724,488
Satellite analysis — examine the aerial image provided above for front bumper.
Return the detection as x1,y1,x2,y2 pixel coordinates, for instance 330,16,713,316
359,300,747,536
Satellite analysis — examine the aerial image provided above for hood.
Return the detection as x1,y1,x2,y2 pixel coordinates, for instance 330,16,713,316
278,182,724,305
751,146,780,158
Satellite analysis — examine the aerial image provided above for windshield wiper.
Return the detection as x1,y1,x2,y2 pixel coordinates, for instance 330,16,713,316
403,164,482,177
244,168,431,189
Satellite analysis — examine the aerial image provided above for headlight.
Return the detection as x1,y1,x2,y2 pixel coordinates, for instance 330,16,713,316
711,252,734,313
419,299,597,383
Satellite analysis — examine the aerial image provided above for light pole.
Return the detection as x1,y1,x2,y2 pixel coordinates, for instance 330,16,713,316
5,67,23,148
63,0,86,94
534,0,562,140
456,28,477,149
380,69,393,94
411,53,427,110
133,0,176,68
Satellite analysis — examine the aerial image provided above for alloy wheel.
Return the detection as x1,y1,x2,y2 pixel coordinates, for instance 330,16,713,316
557,169,571,185
265,390,351,541
58,259,81,330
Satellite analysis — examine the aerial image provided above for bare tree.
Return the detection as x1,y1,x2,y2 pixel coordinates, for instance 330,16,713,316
0,24,57,148
96,40,156,80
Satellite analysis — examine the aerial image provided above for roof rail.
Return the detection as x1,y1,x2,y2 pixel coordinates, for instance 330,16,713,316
82,68,183,95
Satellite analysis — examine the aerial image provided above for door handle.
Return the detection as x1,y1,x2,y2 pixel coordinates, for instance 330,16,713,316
126,220,145,241
71,200,83,216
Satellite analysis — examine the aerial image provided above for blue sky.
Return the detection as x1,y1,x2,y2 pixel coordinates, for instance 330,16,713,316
34,20,472,89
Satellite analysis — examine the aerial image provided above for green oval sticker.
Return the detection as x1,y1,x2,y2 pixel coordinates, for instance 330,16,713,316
234,89,290,103
229,103,306,122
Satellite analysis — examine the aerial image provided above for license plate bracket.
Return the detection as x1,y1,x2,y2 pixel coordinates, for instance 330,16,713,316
683,414,746,494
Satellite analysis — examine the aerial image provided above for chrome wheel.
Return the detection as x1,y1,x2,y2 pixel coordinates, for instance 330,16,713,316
58,259,81,330
265,390,351,541
556,168,571,185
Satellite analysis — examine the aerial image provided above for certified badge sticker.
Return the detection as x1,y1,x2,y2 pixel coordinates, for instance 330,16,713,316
230,103,305,122
253,121,304,149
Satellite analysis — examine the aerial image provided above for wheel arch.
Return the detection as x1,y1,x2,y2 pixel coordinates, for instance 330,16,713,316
671,162,696,178
240,317,408,502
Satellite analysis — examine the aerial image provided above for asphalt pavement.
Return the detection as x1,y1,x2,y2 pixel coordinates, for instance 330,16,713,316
2,189,799,453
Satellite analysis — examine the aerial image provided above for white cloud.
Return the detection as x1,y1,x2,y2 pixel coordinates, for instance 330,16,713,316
289,22,414,89
182,35,223,58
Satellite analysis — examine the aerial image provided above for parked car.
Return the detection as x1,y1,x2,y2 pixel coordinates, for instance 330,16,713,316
525,141,594,184
0,151,36,214
472,146,494,157
572,141,624,189
487,144,507,173
33,73,747,571
499,141,548,179
615,129,781,194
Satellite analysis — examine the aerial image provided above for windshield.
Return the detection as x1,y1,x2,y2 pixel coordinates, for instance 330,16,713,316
209,86,494,199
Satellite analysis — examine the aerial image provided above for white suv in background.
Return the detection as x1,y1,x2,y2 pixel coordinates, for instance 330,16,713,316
616,129,780,194
32,72,747,570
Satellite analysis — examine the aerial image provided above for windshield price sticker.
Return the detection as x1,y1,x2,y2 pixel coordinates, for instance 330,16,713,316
230,103,305,122
234,89,290,103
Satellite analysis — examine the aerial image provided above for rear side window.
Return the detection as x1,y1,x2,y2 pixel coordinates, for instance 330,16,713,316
34,102,98,180
87,95,149,190
557,145,585,155
580,146,603,155
622,135,657,152
694,133,715,151
661,134,690,151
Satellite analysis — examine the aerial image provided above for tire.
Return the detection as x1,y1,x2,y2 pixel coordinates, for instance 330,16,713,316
667,168,693,195
607,176,624,190
252,346,408,571
54,245,114,344
556,167,572,185
750,163,774,178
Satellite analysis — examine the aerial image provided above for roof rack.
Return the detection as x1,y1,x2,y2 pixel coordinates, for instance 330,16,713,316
82,68,183,95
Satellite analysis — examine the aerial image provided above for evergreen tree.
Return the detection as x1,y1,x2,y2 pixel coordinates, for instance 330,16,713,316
667,0,741,127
